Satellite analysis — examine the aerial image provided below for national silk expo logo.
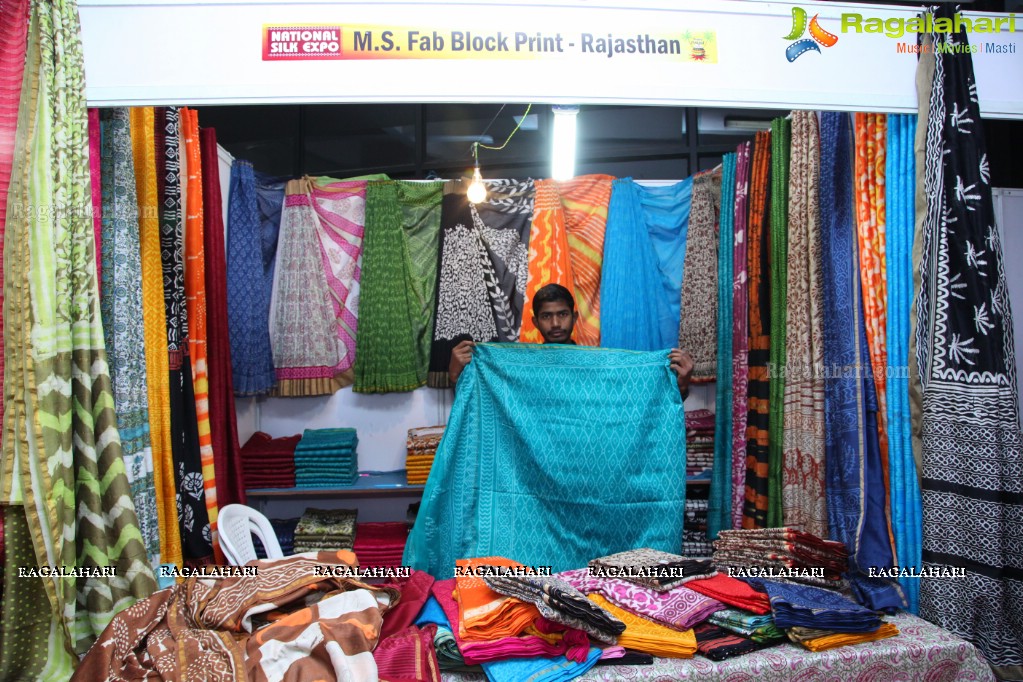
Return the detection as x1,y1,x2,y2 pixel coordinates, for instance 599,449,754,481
784,7,839,62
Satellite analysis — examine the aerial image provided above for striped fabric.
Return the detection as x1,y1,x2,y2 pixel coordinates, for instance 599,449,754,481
521,179,577,344
181,106,220,558
743,130,772,529
130,107,182,567
558,175,614,346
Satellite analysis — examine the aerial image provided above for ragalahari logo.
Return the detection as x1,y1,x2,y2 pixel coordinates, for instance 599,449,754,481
784,7,839,62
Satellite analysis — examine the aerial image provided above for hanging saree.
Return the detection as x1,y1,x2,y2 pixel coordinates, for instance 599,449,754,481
200,127,246,508
743,130,772,529
708,157,735,539
916,11,1023,671
731,141,751,531
99,108,160,565
354,180,443,392
226,159,277,395
781,111,827,539
407,344,686,577
155,106,213,562
766,117,790,528
559,174,613,346
819,112,897,588
1,1,156,671
180,107,219,557
130,107,181,567
602,178,692,351
270,176,377,395
427,179,534,387
520,179,577,344
679,169,721,378
884,114,921,613
854,112,894,552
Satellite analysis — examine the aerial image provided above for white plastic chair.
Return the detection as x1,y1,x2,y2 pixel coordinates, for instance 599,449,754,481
218,504,284,565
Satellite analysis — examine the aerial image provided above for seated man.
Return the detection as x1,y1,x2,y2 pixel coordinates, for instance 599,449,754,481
448,283,694,399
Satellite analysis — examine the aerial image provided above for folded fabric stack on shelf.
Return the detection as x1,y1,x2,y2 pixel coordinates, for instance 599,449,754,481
292,507,358,553
353,522,410,569
406,425,445,485
712,527,849,587
685,409,715,478
293,427,359,488
240,431,301,489
682,497,712,557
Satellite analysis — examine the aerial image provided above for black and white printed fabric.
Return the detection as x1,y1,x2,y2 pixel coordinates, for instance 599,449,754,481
915,6,1023,671
427,178,533,387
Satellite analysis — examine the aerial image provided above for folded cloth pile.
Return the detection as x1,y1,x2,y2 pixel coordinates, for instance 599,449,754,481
293,507,358,553
588,548,718,591
353,522,409,569
740,577,883,632
294,428,359,488
454,557,541,641
786,621,900,652
482,573,626,644
692,622,778,661
432,577,591,666
240,431,300,489
587,594,697,658
708,608,786,642
685,409,715,477
683,497,713,557
712,527,849,587
683,573,772,614
558,568,725,631
406,425,444,485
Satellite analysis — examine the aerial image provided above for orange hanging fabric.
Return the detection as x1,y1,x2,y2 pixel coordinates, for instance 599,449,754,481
520,179,577,343
180,106,221,560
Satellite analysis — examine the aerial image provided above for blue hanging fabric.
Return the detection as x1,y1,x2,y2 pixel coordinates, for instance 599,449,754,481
601,178,692,350
884,113,922,613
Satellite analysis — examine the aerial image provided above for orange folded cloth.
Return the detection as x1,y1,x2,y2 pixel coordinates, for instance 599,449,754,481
788,622,900,652
587,594,697,658
455,557,541,641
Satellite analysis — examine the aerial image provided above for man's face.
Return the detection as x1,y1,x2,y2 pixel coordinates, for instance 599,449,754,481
533,300,577,344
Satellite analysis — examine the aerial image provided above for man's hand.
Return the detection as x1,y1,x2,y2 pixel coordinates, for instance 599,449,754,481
449,340,476,384
669,348,694,400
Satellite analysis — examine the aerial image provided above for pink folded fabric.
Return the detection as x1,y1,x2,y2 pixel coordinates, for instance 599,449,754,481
374,624,441,682
558,568,726,630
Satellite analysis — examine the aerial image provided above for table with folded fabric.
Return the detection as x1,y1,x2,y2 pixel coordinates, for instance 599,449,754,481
439,612,994,681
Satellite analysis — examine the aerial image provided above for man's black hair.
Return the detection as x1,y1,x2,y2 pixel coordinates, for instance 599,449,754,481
531,283,576,317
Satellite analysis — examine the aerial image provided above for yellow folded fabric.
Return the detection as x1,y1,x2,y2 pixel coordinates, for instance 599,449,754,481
790,622,900,652
587,594,697,658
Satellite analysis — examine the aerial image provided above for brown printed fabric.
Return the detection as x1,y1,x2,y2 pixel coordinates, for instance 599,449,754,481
71,552,400,682
589,548,716,591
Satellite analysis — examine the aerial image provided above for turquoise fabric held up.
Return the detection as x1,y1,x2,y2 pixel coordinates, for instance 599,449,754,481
404,344,687,577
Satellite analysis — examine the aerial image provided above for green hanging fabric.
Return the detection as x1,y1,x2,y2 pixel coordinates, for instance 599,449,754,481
0,0,156,675
354,180,444,393
767,116,791,527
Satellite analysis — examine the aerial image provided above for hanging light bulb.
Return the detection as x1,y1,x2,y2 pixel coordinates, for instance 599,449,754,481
467,155,487,204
